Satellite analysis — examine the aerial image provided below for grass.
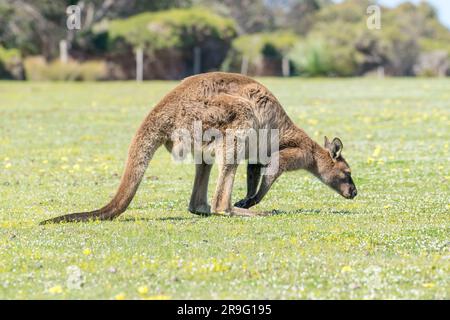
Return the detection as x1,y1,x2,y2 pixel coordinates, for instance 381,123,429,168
0,78,449,299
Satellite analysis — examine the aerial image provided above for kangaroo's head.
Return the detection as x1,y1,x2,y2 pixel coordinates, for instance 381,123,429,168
315,136,357,199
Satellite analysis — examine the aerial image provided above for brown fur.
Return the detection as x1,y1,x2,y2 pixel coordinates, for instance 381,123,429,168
40,72,356,224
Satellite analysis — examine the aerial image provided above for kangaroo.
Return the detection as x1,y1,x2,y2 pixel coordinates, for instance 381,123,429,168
40,72,357,224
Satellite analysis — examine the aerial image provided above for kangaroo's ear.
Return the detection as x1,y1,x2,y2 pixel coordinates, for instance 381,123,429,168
324,136,331,148
326,137,343,160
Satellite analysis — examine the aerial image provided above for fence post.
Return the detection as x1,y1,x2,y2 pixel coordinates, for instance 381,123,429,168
136,47,144,82
282,56,290,77
377,66,385,78
241,56,249,75
59,40,68,63
193,46,201,74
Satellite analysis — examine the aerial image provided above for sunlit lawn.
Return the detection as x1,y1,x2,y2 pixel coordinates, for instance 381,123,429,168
0,77,449,299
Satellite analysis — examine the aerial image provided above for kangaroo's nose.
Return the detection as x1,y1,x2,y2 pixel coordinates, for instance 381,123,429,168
351,188,357,198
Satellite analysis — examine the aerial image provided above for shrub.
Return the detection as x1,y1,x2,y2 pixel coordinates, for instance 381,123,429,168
0,46,23,79
289,39,332,77
232,32,300,60
78,61,109,81
24,57,107,81
299,17,364,77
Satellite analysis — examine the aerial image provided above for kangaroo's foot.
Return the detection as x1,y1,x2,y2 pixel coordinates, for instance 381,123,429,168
231,207,264,217
234,197,257,209
212,207,268,217
188,203,211,216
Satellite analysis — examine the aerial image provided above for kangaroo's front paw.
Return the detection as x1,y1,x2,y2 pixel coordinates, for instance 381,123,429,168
234,198,248,208
233,197,256,209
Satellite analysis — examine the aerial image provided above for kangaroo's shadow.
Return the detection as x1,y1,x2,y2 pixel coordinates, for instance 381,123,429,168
118,207,360,222
119,216,199,223
270,208,358,215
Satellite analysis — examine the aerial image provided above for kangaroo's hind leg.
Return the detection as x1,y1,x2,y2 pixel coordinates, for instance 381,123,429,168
211,163,263,217
189,163,213,215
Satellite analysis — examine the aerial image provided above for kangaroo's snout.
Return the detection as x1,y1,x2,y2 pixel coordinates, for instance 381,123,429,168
342,185,357,199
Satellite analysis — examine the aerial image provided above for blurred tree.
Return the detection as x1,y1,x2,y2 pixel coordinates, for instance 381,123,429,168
224,32,299,75
103,8,237,79
195,0,276,34
0,0,193,59
0,45,23,79
269,0,333,35
290,0,450,76
197,0,332,35
289,39,333,76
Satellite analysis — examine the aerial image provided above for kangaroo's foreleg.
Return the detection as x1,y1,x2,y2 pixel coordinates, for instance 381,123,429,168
234,163,262,208
234,148,302,209
234,148,307,208
235,171,280,209
189,163,213,215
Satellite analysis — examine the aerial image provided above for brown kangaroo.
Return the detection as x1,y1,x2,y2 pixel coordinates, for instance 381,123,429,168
40,72,357,224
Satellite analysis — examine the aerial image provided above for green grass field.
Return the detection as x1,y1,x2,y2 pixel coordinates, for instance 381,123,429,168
0,78,449,299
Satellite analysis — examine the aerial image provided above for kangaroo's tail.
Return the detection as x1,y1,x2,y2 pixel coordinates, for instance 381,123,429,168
40,116,165,225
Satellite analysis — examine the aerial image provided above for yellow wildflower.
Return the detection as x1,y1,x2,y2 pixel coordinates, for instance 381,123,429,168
137,286,149,295
115,293,126,300
341,265,353,273
372,145,382,158
48,285,63,294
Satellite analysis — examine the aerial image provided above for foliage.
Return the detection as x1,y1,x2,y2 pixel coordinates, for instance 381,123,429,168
289,39,332,76
293,22,364,76
232,32,299,59
290,0,450,76
0,79,449,298
195,0,332,34
106,7,237,51
0,0,194,59
0,45,22,79
0,46,20,67
223,32,300,75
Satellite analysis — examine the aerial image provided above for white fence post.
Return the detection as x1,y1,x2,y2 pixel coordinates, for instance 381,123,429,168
377,66,385,78
59,40,68,63
241,56,249,75
282,56,290,77
136,47,144,82
193,46,201,74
